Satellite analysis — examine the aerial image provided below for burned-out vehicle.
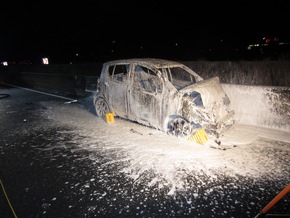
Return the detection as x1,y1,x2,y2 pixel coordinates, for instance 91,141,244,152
93,58,235,141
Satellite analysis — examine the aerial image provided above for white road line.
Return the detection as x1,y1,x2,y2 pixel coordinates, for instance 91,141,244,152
1,82,77,102
85,89,95,93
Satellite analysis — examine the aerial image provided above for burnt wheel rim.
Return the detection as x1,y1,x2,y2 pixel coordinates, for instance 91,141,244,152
95,98,109,117
169,117,192,138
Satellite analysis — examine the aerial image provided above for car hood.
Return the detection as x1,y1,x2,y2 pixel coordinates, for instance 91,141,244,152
179,76,230,107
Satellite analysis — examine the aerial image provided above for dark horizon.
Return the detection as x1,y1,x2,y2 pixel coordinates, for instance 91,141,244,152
1,1,290,64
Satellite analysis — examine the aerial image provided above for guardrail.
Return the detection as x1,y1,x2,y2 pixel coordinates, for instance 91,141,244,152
1,72,289,132
222,84,290,132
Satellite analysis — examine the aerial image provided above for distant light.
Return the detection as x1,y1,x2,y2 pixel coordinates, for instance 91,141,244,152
279,42,290,45
175,43,178,46
2,61,8,66
42,58,49,65
75,53,79,56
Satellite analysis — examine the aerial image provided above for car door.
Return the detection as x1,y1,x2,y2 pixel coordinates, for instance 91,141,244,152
128,64,163,129
107,63,130,118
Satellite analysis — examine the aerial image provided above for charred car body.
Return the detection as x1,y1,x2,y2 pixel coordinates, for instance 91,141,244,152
93,58,235,141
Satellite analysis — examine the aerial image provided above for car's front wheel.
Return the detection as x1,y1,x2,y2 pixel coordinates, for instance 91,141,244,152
168,117,193,138
94,97,110,117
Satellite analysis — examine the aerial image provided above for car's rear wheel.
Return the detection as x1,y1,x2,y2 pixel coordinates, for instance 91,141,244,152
94,97,110,117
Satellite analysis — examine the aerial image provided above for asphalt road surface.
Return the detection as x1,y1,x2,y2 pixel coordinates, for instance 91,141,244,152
0,83,289,218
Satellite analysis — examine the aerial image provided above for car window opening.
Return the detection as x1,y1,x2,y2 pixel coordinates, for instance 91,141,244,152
134,65,162,93
167,67,196,90
109,64,129,82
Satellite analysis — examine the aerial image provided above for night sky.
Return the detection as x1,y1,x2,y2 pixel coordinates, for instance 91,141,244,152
1,1,290,63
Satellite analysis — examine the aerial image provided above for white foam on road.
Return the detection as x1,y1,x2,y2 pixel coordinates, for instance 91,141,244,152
40,99,290,195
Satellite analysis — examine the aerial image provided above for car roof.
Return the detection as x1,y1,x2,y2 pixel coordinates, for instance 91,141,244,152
103,58,186,68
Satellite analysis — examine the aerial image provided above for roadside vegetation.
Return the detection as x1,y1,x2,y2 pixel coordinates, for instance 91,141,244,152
184,61,290,87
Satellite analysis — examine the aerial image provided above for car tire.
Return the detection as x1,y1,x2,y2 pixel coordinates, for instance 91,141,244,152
168,117,192,138
94,97,110,117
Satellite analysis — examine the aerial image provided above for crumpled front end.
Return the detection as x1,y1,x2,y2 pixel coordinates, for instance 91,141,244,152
180,77,235,138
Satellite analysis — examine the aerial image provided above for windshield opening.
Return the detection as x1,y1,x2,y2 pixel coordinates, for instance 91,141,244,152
165,67,196,90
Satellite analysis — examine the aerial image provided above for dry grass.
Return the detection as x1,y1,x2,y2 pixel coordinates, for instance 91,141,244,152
183,61,290,87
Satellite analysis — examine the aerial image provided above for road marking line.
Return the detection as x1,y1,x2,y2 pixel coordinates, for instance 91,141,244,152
1,82,77,102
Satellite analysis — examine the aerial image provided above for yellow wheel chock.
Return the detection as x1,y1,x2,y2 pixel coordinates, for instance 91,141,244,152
187,128,208,144
105,112,115,123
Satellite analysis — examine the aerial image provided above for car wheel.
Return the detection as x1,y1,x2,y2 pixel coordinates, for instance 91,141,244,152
168,117,192,138
94,97,110,117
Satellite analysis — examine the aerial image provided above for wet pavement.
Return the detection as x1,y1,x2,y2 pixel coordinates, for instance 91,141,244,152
0,84,289,218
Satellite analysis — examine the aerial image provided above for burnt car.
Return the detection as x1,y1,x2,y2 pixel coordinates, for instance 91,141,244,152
93,58,235,141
